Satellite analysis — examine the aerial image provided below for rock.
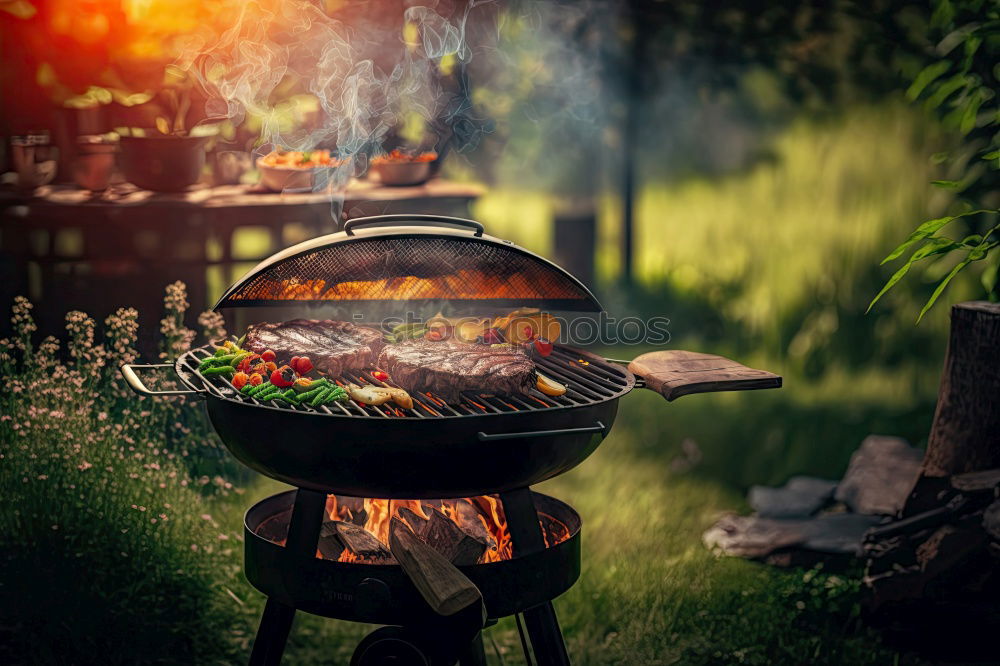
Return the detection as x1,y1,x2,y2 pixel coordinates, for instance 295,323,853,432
984,501,1000,542
703,512,881,560
834,435,924,515
748,476,837,518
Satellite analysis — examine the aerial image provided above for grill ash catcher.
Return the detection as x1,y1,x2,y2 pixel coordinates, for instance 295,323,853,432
121,215,781,665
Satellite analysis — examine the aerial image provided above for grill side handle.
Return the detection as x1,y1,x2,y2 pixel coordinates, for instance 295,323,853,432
477,421,607,442
120,363,205,398
626,351,781,401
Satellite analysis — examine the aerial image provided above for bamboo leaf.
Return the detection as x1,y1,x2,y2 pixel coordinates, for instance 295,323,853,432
917,256,972,322
906,61,951,100
868,237,960,311
959,90,985,135
879,210,992,264
982,150,1000,160
924,73,969,110
931,179,961,189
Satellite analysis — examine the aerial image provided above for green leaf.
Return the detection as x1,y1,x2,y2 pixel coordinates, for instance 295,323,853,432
918,256,972,322
924,73,969,110
960,90,985,134
931,180,961,189
982,261,999,294
868,237,961,312
880,209,994,265
982,150,1000,160
930,0,955,29
906,61,951,100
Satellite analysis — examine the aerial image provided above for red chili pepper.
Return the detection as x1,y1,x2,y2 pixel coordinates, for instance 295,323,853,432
237,353,261,373
261,350,276,362
270,365,296,388
533,338,553,357
248,373,264,386
523,324,534,340
232,372,250,390
371,370,388,382
290,356,301,371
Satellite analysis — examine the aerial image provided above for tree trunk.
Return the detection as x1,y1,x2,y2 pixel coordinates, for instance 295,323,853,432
904,301,1000,515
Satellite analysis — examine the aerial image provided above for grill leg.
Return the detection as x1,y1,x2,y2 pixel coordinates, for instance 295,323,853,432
499,488,572,666
458,631,487,666
248,489,327,666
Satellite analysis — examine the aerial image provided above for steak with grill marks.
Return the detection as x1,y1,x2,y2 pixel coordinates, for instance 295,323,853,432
243,319,384,376
377,339,536,404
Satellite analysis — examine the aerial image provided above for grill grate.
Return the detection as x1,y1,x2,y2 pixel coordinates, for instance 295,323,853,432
176,344,632,418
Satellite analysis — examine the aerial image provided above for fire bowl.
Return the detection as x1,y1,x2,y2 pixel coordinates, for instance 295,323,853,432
243,490,581,624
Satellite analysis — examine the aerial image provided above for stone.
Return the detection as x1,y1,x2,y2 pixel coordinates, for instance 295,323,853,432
748,476,838,518
703,512,881,560
834,435,924,515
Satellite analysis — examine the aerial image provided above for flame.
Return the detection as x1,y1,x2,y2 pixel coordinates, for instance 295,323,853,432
234,270,582,303
322,494,525,564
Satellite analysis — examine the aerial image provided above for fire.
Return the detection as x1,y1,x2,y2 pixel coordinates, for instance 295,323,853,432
235,270,582,302
324,494,515,564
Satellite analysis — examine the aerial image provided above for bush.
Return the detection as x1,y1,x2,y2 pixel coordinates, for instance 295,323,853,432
0,287,249,665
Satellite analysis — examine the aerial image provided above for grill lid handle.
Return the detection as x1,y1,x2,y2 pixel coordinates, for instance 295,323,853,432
120,363,205,397
343,214,485,237
628,351,781,401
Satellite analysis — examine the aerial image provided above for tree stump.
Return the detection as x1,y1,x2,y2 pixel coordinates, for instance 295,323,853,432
904,302,1000,515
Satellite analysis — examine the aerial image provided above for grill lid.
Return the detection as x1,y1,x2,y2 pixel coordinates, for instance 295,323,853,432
213,215,602,312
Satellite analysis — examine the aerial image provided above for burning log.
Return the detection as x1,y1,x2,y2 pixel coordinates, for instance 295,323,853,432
318,520,395,563
388,517,484,617
454,500,497,550
424,509,488,566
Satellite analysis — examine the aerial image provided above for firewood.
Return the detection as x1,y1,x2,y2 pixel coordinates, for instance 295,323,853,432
388,517,483,617
454,500,496,549
398,507,430,538
334,522,395,563
424,509,488,566
255,510,291,543
318,521,345,560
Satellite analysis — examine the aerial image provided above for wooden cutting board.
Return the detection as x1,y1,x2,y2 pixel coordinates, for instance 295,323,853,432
628,350,781,401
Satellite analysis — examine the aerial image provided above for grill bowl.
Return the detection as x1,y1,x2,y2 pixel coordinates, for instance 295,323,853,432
174,345,632,498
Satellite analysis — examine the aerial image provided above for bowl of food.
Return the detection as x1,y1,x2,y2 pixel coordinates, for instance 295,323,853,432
119,133,209,192
257,149,343,192
367,149,438,186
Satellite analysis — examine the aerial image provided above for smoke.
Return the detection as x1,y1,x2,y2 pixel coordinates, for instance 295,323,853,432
177,0,494,191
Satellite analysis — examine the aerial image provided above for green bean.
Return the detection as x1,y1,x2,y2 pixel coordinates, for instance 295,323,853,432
297,385,327,403
256,387,281,402
246,382,271,398
321,387,349,405
202,366,235,376
240,383,255,394
309,386,335,407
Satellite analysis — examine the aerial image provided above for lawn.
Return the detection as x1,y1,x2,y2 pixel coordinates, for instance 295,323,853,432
0,102,956,664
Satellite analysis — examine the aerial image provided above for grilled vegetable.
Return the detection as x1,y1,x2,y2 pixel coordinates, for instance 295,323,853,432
203,365,235,377
270,365,296,387
293,377,328,393
236,353,261,372
533,338,553,357
386,387,413,410
371,370,388,382
261,350,276,362
231,372,250,390
278,388,300,403
536,373,567,397
256,386,282,402
425,329,444,342
200,353,238,370
290,356,313,375
246,381,272,397
249,373,264,386
231,351,253,368
387,322,428,342
214,347,229,358
346,384,394,406
236,333,247,348
481,328,503,345
240,383,255,394
263,361,278,374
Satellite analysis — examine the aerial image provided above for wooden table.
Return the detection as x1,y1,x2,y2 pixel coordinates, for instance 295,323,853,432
0,178,484,352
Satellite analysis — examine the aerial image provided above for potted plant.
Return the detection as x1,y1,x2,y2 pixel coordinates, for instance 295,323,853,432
118,68,215,192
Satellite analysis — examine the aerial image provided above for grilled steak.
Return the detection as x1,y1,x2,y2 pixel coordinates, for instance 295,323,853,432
377,339,536,404
243,319,384,376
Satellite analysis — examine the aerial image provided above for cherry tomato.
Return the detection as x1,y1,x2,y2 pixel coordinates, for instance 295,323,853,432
291,356,313,375
261,350,276,362
248,373,264,386
481,328,503,345
231,372,250,390
372,370,389,382
426,329,443,341
264,361,278,374
522,324,535,340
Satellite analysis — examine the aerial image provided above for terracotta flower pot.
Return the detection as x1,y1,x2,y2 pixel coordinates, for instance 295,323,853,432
119,134,208,192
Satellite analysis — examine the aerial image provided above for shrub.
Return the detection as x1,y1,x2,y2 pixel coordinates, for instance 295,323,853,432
0,286,248,665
